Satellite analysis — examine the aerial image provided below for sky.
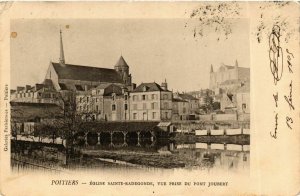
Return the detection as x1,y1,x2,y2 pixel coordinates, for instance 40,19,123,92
10,18,250,92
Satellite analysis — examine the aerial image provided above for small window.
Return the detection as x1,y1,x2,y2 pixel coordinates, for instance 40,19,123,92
152,94,155,100
165,112,169,119
124,95,128,100
133,113,137,120
242,103,247,109
142,95,146,100
151,103,155,109
133,95,137,101
124,104,128,110
143,103,147,109
96,105,99,111
86,97,89,102
152,112,156,119
112,104,116,111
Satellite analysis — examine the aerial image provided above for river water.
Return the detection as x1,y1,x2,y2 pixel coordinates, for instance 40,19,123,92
11,137,250,174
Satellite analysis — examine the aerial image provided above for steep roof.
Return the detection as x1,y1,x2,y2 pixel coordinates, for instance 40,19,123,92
177,93,198,101
172,98,188,102
94,84,123,96
132,82,169,92
115,56,129,67
52,62,123,83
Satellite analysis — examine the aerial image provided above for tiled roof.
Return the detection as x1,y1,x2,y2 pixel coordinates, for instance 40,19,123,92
52,62,123,83
172,98,188,102
177,93,198,101
132,82,169,92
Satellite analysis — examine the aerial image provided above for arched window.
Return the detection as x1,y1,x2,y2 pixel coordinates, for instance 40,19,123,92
112,104,116,111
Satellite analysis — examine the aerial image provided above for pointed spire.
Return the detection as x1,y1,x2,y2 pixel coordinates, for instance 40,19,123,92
210,64,214,73
59,29,65,64
115,55,129,67
235,59,238,67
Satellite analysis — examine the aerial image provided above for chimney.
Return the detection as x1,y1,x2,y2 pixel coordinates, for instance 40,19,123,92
132,83,137,90
161,79,168,91
84,85,89,91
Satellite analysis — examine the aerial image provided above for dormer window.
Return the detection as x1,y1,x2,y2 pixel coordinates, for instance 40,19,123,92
143,86,148,92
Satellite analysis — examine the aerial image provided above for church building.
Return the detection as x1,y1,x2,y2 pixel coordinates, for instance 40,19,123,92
44,30,135,93
209,60,250,94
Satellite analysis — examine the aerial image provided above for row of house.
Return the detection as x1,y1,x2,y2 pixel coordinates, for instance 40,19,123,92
11,30,250,124
11,80,199,122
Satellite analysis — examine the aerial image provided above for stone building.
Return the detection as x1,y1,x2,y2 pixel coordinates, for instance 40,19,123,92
172,98,190,121
173,92,199,116
236,83,250,114
130,81,172,121
11,79,59,104
209,60,250,94
76,84,130,121
186,89,214,106
220,82,250,114
44,30,135,94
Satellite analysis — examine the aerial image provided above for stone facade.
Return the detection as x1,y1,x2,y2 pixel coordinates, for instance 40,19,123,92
129,82,172,121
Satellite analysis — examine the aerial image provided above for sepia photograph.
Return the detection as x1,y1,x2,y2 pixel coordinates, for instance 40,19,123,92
0,2,299,195
10,15,250,174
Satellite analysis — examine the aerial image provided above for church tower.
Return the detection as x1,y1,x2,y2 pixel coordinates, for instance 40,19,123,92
59,29,65,64
114,56,132,86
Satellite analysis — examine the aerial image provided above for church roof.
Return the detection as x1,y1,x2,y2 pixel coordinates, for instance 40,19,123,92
132,82,169,92
115,56,129,67
52,62,123,83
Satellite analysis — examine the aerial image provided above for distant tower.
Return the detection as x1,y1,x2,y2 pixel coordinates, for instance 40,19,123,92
114,56,132,86
235,59,238,67
210,64,214,73
209,64,215,90
161,79,168,91
59,29,65,64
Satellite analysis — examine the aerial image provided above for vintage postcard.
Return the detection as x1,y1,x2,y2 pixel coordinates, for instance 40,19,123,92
0,2,299,195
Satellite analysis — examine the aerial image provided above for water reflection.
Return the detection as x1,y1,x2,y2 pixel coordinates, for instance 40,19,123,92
11,137,250,173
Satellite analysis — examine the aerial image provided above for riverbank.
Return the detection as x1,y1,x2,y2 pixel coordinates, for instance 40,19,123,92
171,134,250,145
81,149,186,168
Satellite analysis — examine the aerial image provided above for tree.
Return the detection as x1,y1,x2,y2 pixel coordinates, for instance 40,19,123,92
36,90,99,164
203,93,213,113
212,102,220,111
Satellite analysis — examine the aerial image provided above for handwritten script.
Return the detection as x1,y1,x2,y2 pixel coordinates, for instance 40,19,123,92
269,25,295,139
269,25,283,85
